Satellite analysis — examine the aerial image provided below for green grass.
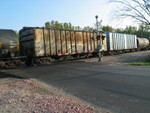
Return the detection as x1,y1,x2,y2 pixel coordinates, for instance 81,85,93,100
130,62,150,66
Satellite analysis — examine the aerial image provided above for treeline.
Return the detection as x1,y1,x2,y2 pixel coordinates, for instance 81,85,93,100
102,25,150,38
45,20,95,32
45,20,150,38
45,20,81,30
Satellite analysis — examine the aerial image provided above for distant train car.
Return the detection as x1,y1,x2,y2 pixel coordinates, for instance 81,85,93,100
19,27,107,59
0,29,18,58
106,32,137,52
137,38,150,50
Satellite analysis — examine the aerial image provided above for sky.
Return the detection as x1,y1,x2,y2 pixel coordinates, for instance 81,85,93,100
0,0,136,31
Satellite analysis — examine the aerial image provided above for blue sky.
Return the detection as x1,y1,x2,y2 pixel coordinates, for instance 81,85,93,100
0,0,132,31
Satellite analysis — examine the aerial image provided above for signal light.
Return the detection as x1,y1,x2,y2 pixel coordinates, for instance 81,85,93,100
96,35,100,40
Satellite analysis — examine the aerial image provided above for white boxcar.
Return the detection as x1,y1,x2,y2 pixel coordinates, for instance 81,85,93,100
106,32,137,51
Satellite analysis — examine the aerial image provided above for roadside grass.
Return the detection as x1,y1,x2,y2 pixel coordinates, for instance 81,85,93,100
129,62,150,66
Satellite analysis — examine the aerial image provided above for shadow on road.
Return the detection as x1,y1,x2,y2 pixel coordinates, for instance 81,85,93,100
0,71,25,79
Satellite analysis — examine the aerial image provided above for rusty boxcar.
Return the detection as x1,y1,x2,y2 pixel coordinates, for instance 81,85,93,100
19,27,107,61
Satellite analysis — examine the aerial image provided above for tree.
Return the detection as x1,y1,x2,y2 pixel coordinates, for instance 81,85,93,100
51,20,55,28
110,0,150,25
63,23,69,29
102,25,114,32
115,28,124,33
102,24,149,37
45,20,81,30
54,21,63,29
136,24,150,37
83,26,94,31
124,26,138,34
45,22,51,28
15,31,19,38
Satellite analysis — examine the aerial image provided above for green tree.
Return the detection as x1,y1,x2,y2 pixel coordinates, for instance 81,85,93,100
83,26,94,31
136,25,150,37
63,23,69,29
115,28,124,33
51,20,55,28
15,31,19,38
124,26,137,34
45,22,51,28
74,26,81,31
102,25,114,32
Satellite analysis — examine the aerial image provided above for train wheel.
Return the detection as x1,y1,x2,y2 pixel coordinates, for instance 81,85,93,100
43,57,52,64
32,58,41,66
13,59,23,67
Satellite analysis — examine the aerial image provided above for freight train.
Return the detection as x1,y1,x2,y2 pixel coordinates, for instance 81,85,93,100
0,27,149,68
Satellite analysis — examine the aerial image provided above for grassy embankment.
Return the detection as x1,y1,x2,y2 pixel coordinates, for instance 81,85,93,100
130,62,150,66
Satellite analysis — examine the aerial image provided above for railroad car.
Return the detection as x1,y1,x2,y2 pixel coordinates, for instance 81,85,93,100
19,27,107,63
105,32,137,54
137,38,150,50
0,29,18,58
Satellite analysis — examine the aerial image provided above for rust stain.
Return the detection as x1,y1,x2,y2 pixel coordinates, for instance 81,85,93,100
35,29,43,40
55,30,61,53
0,42,2,48
50,30,56,55
65,31,71,53
71,31,75,52
61,30,66,53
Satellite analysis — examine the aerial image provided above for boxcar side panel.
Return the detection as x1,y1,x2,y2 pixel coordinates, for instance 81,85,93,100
50,29,56,55
126,35,137,49
34,29,45,57
87,32,91,52
89,33,92,51
71,31,75,53
106,32,137,51
107,32,113,51
83,32,88,52
61,30,67,54
75,32,83,53
55,30,61,54
94,33,98,51
66,31,71,53
43,29,50,56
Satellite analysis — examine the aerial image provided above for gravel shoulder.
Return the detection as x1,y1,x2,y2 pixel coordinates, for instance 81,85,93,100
82,50,150,64
0,76,109,113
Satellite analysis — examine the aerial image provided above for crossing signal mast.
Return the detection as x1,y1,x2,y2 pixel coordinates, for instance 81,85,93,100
95,15,102,32
95,15,104,62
